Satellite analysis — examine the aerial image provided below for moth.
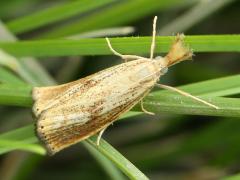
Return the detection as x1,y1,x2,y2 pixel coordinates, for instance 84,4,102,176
32,16,218,155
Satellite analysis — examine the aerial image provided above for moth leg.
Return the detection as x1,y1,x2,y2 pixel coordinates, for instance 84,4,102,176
140,100,155,115
155,83,219,109
105,38,145,62
96,127,107,145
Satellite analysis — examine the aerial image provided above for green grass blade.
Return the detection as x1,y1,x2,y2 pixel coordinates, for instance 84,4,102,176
0,20,55,86
162,74,240,97
0,29,55,86
0,139,45,155
0,125,43,154
39,0,195,38
0,35,239,57
0,67,26,84
84,142,126,180
0,124,35,140
6,0,115,34
86,138,148,180
0,84,32,107
139,94,240,117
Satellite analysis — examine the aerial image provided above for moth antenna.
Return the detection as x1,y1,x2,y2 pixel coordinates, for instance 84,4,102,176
106,37,124,57
150,16,157,60
106,37,146,62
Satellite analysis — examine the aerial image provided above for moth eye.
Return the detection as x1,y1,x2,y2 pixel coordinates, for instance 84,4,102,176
41,126,44,129
160,67,168,75
155,56,163,61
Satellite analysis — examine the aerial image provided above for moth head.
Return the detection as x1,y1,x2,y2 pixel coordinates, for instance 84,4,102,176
164,34,193,67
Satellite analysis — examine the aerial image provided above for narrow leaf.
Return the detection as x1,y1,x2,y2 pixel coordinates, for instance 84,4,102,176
0,35,239,57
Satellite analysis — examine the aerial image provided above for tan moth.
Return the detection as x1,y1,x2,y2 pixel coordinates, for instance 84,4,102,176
32,16,218,155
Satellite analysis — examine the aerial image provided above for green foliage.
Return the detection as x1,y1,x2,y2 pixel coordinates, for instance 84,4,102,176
0,0,239,179
0,35,239,57
6,0,114,34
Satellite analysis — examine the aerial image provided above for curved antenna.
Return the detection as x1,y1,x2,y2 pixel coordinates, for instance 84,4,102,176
150,16,157,59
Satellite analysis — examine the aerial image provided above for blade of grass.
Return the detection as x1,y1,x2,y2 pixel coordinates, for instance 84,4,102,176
0,139,45,155
139,94,240,117
6,0,115,34
0,125,40,154
38,0,196,38
160,74,240,97
0,35,239,57
84,142,126,180
0,20,55,85
85,138,148,180
0,48,52,85
0,67,26,85
0,84,32,107
0,125,35,141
